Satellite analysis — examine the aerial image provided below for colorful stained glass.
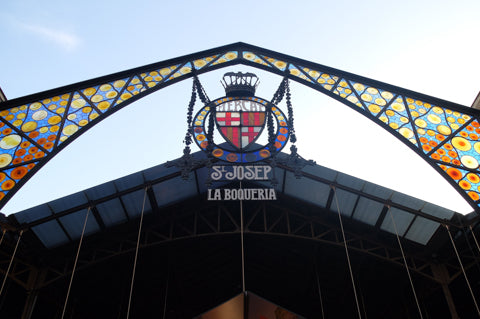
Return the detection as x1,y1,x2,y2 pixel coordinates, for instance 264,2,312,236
192,54,221,70
0,43,479,211
211,51,239,66
243,51,270,66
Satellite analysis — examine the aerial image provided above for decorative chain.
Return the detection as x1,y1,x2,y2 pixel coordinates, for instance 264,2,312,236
206,104,216,156
268,76,288,153
267,76,290,153
270,77,287,105
267,105,276,153
183,80,197,148
166,75,211,180
285,79,296,144
194,76,210,104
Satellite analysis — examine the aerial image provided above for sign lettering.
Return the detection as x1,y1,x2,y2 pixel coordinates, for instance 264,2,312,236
216,100,266,112
211,165,272,181
208,188,276,201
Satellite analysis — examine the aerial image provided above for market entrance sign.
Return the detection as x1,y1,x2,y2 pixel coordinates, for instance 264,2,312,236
168,71,311,201
207,164,276,201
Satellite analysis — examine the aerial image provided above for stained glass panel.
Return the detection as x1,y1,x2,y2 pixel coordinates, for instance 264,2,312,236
0,43,479,212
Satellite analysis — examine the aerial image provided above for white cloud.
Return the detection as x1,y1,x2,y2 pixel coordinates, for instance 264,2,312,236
20,23,81,51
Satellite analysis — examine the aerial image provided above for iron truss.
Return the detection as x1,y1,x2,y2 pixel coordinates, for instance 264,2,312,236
1,198,479,292
0,43,479,212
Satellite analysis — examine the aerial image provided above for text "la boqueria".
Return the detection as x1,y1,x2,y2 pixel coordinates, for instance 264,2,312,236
208,188,276,200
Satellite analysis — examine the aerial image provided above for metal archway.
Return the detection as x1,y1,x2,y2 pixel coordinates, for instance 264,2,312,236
0,42,479,212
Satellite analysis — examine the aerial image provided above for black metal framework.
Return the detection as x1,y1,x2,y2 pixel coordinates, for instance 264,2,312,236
1,165,478,289
1,151,480,317
1,183,480,317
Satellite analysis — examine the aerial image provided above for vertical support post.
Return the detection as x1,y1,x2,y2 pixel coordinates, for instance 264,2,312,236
388,208,423,319
126,187,148,319
60,208,90,319
313,247,325,319
239,181,246,294
445,224,480,316
20,268,46,319
431,264,459,319
333,187,362,319
0,230,23,297
21,290,38,319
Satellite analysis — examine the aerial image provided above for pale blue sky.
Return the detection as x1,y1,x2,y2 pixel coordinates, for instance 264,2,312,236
1,0,479,215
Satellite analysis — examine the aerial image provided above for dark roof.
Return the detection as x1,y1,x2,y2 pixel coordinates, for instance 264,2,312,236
8,148,461,249
1,149,480,318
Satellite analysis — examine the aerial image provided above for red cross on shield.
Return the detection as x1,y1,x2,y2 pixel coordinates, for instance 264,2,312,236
216,109,266,150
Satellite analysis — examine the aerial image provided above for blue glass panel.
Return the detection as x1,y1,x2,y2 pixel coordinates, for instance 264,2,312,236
335,173,365,191
152,175,197,207
390,192,425,210
96,198,127,227
196,166,209,194
330,189,358,217
143,164,179,182
381,208,415,236
114,172,145,192
405,217,440,245
121,189,152,218
84,182,117,201
421,202,455,219
196,166,229,194
352,197,384,226
253,166,284,192
58,209,100,240
15,204,51,223
49,192,88,213
301,165,338,181
32,220,69,248
362,182,393,200
284,172,330,207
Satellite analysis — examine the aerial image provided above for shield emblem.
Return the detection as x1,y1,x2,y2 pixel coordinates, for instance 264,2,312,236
216,110,266,150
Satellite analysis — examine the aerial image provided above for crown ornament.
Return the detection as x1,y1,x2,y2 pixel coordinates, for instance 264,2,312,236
221,72,259,97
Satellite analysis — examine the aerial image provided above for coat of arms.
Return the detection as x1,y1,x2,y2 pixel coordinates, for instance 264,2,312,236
189,72,290,163
215,101,266,150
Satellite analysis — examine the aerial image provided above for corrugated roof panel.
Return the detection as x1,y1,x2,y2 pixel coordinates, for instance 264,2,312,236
352,197,384,226
284,172,330,207
421,202,455,220
48,192,88,213
58,209,101,240
84,182,117,201
32,220,69,248
362,182,394,200
152,175,197,207
335,173,365,191
121,189,152,218
96,198,127,227
381,208,415,236
330,189,358,217
15,203,52,223
405,217,440,245
114,172,145,192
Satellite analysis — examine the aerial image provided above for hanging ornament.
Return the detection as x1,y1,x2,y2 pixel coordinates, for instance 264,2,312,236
166,76,209,180
274,77,315,178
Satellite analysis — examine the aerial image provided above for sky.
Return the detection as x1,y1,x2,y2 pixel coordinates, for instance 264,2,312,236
0,0,479,215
